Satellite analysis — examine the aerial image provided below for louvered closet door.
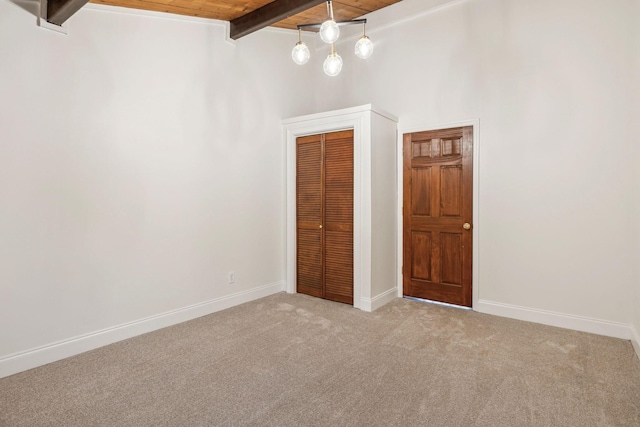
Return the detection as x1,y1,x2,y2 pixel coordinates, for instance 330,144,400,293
323,131,354,304
296,134,323,298
296,130,354,305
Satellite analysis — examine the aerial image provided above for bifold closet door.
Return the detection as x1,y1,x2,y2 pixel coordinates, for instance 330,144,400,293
296,134,324,299
296,130,353,304
324,131,354,304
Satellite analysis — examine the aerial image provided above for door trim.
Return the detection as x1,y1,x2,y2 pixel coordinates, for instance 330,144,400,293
284,106,394,310
286,119,362,309
397,119,480,309
284,105,398,310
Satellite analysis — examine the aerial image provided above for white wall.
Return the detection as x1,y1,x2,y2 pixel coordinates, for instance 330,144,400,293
0,1,315,373
632,0,640,356
318,0,637,328
369,112,398,299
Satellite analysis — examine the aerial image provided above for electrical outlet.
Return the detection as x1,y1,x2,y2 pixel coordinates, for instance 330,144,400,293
228,271,235,284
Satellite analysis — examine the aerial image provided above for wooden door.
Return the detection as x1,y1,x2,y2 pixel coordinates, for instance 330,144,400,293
296,133,323,299
403,127,473,307
297,130,354,305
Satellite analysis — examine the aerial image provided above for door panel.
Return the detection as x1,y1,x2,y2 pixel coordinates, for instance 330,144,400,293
411,231,432,281
296,130,353,305
296,137,323,224
297,229,322,297
324,230,353,304
297,135,323,299
323,131,354,304
440,166,462,217
324,131,354,229
440,232,462,286
403,126,473,307
411,168,432,216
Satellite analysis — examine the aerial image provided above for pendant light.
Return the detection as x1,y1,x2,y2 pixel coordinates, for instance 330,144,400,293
354,23,374,59
323,44,343,77
291,28,310,65
319,1,339,44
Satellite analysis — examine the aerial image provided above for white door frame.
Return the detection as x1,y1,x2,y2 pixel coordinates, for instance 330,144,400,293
283,106,375,310
397,119,481,309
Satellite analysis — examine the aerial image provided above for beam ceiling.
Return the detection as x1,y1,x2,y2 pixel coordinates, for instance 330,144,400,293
46,0,91,25
87,0,403,36
230,0,326,40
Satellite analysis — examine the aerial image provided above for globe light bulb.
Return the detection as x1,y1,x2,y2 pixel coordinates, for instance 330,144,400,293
292,41,310,65
355,35,374,59
319,19,340,44
323,51,343,76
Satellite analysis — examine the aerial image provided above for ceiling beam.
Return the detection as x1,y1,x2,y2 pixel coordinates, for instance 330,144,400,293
230,0,326,40
46,0,90,26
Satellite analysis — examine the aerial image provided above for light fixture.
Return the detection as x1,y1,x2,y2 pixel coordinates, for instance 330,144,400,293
355,23,374,59
291,28,310,65
323,44,343,77
319,1,339,44
291,0,374,77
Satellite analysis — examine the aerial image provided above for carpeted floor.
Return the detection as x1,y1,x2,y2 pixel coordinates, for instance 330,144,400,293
1,292,639,426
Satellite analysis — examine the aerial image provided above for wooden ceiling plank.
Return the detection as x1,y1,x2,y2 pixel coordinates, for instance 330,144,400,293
230,0,326,40
272,0,400,30
47,0,90,25
273,2,364,29
86,0,402,31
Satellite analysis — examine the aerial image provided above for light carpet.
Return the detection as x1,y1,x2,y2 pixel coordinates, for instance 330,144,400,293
1,292,639,426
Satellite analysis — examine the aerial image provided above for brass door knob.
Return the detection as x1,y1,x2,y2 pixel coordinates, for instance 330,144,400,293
463,223,471,230
319,225,323,229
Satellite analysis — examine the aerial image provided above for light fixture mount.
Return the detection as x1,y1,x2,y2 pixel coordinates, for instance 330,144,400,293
296,18,368,33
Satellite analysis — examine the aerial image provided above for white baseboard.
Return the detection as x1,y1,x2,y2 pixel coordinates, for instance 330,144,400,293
476,299,633,340
0,281,284,379
360,287,398,312
631,324,640,361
